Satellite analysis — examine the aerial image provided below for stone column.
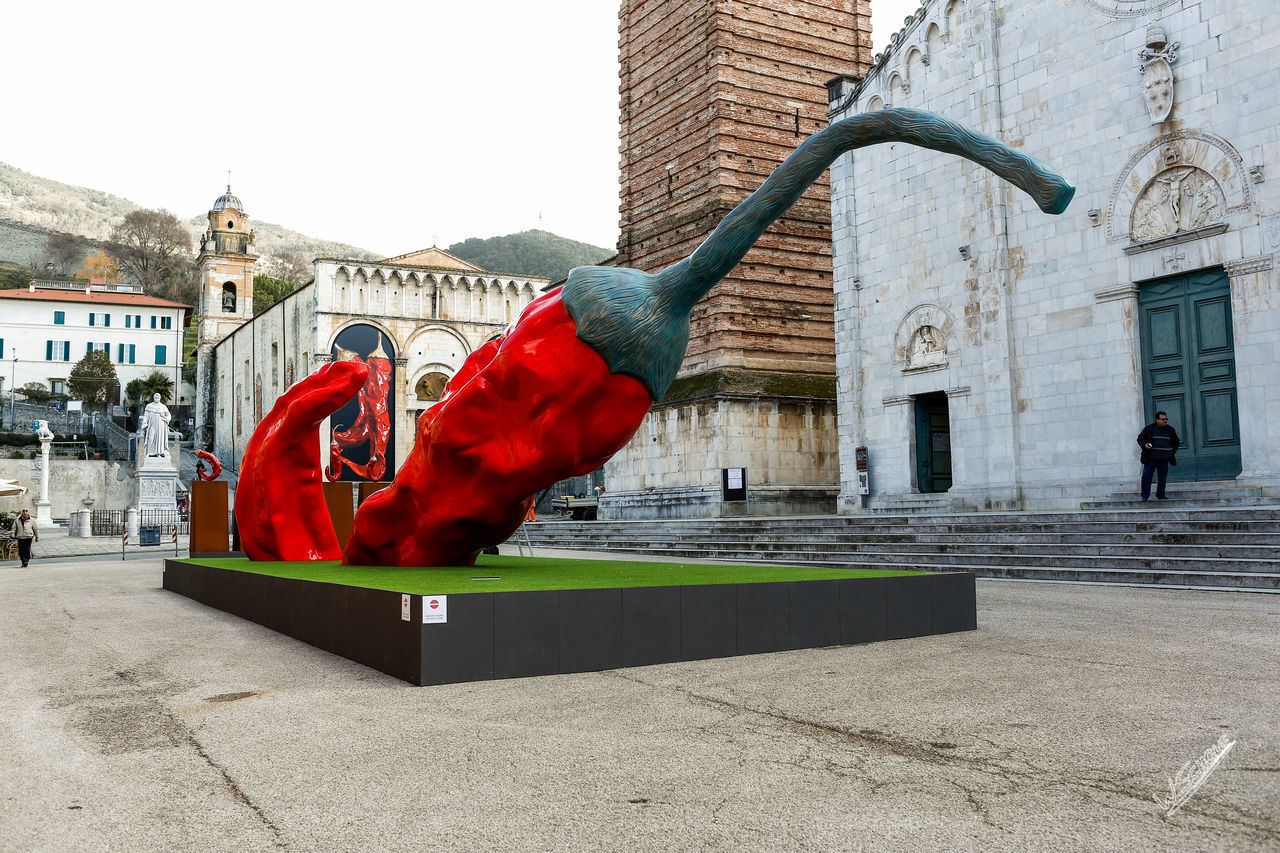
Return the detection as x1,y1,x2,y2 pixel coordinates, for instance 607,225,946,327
34,434,53,526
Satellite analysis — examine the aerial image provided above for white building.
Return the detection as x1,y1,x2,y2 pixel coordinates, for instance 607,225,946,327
826,0,1278,510
0,281,190,408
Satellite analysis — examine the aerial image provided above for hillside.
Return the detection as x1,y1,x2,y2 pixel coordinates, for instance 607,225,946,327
448,230,613,282
0,161,378,269
0,162,608,285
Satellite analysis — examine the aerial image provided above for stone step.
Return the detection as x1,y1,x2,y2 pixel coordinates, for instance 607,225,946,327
528,518,1280,536
523,536,1280,560
538,542,1278,572
518,544,1280,590
516,507,1280,591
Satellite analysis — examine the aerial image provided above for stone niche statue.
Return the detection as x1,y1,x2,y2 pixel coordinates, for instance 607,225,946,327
139,393,172,459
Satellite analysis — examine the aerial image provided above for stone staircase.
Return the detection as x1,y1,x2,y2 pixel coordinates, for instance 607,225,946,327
519,507,1280,592
1079,480,1280,510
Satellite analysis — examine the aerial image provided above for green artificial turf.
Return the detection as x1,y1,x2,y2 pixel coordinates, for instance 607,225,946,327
177,554,924,595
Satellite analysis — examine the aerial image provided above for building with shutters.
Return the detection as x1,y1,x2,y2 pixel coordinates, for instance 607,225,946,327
0,281,190,408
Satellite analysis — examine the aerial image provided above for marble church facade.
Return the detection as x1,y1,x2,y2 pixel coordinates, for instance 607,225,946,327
826,0,1279,510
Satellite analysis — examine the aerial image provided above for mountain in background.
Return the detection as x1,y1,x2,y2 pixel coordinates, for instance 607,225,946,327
448,230,614,282
0,161,612,286
0,161,378,269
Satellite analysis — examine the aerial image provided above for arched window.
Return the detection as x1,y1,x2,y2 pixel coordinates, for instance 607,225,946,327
221,282,237,312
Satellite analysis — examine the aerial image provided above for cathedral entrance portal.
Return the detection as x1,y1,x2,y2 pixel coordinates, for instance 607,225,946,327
1138,269,1241,480
913,392,951,493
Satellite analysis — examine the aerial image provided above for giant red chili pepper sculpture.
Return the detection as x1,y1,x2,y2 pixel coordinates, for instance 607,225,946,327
235,360,368,561
237,109,1074,565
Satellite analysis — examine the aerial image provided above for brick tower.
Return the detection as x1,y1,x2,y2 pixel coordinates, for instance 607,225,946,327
602,0,872,519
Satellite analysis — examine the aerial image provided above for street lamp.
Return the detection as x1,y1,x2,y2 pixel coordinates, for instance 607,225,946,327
9,350,15,430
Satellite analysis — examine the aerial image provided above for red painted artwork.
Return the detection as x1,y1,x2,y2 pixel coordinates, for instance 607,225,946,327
326,338,393,482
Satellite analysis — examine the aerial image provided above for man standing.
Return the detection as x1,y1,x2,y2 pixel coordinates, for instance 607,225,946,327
1137,411,1180,501
11,508,38,567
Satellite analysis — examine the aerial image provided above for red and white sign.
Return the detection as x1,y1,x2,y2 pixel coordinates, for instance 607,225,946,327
400,594,411,621
422,594,448,624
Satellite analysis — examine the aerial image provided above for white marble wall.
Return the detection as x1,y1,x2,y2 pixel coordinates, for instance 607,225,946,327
830,0,1279,510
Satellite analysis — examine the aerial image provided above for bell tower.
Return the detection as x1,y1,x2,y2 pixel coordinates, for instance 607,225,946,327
194,184,257,447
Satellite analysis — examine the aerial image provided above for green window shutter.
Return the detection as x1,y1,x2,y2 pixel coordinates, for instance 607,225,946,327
87,342,93,353
65,341,70,361
46,341,52,360
155,345,167,365
104,314,110,327
130,345,136,364
54,311,65,325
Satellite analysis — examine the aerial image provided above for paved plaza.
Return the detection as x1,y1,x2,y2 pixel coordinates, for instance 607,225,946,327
1,552,1276,852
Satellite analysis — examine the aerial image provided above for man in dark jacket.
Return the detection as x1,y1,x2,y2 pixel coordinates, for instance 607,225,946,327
1137,411,1180,500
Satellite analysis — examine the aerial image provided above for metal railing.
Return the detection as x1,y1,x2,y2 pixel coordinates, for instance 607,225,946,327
90,509,189,536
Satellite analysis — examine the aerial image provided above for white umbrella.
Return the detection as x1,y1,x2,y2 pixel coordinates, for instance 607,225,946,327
0,480,29,497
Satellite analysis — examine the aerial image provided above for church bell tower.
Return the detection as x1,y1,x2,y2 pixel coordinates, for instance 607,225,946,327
194,184,257,447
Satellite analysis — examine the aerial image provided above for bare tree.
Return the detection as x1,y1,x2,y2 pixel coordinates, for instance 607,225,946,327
110,208,193,294
45,232,85,275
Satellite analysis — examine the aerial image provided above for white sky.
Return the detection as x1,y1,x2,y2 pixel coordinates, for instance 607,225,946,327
4,0,923,258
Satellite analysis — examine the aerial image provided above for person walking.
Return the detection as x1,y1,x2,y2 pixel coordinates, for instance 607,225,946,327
10,508,38,567
1137,411,1180,501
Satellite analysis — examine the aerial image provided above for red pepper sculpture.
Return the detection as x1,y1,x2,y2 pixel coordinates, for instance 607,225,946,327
190,450,222,481
237,109,1074,565
235,360,369,561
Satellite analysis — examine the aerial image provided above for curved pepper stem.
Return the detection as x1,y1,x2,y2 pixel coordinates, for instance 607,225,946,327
563,107,1075,401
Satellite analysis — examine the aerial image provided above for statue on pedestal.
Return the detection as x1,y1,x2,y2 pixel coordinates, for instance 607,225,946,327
139,394,172,460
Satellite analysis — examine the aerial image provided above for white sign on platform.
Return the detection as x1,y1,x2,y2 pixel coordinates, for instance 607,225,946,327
401,594,411,621
423,595,448,624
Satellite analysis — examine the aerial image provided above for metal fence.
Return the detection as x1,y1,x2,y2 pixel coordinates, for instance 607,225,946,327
90,509,189,537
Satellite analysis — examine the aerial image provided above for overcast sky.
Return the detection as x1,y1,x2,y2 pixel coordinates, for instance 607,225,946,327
4,0,922,257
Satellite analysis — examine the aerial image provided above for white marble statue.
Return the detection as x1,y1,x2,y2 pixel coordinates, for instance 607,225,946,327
34,419,54,441
140,393,172,458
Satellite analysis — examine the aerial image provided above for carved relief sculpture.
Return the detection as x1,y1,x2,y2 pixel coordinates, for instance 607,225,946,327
233,109,1075,565
1139,25,1178,125
909,325,947,368
1131,167,1226,241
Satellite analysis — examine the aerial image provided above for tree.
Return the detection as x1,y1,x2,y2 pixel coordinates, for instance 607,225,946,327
253,275,297,314
136,370,175,404
110,208,193,296
75,249,125,284
20,382,52,404
68,351,118,409
275,251,311,285
45,232,85,276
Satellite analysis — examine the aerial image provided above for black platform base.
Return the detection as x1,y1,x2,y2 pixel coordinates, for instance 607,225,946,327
163,561,977,685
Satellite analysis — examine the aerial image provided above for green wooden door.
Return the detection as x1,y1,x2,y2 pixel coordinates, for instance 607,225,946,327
914,392,952,493
1138,269,1241,480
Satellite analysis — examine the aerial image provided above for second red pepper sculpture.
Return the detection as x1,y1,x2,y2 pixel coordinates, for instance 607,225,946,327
235,109,1075,566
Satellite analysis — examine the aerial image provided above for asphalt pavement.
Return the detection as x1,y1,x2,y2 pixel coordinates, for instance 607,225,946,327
0,554,1276,852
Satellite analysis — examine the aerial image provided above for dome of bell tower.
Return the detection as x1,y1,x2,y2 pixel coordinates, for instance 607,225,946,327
211,185,244,213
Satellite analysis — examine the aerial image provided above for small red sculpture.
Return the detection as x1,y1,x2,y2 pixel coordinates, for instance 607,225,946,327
191,450,223,481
